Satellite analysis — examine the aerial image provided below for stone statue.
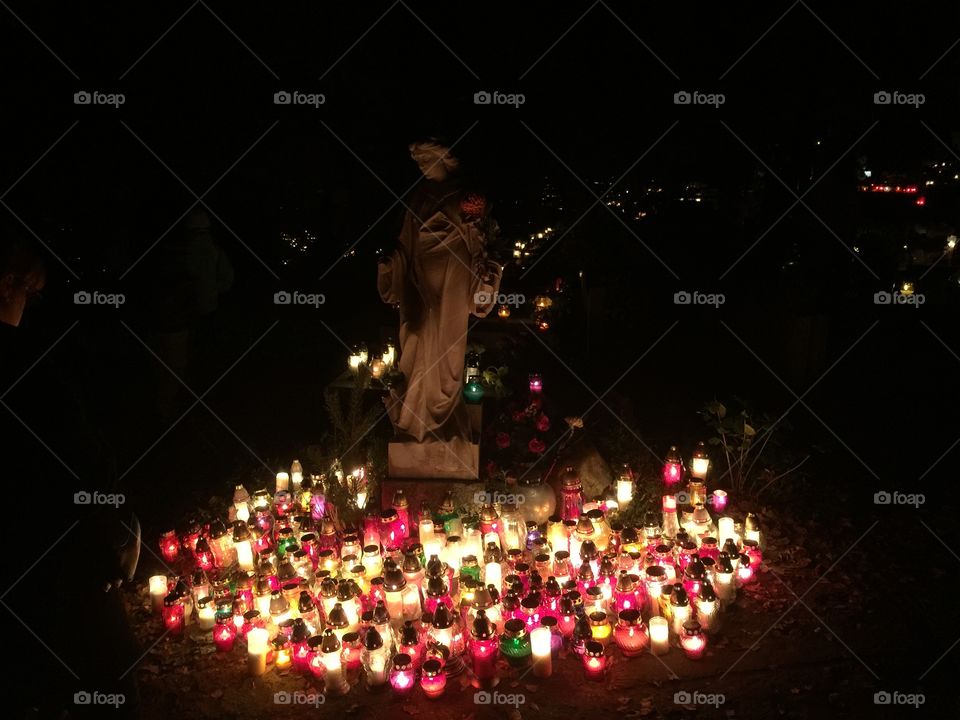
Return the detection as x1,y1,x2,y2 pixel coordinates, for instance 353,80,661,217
378,140,502,477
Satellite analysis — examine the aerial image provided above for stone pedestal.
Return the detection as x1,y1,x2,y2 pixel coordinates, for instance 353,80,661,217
385,404,483,483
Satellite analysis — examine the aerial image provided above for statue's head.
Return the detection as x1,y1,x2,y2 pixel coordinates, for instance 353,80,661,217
409,140,459,181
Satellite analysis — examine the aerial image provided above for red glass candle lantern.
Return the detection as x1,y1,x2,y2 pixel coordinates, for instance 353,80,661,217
194,536,215,572
470,610,499,684
159,530,180,564
662,445,684,486
162,593,184,637
380,508,401,551
420,658,446,699
582,640,606,681
212,618,237,652
557,597,577,638
560,467,584,522
291,619,313,671
737,552,755,585
389,653,416,695
680,620,707,659
613,609,649,657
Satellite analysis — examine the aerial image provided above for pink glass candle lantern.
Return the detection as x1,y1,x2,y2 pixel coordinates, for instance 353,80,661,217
389,653,416,695
392,490,410,540
614,571,640,613
470,610,500,685
662,445,684,486
613,609,649,657
737,552,755,585
680,620,707,659
340,632,362,673
528,373,543,393
557,597,577,638
711,489,728,512
162,594,184,637
212,618,237,652
582,641,606,681
560,467,584,522
420,658,446,699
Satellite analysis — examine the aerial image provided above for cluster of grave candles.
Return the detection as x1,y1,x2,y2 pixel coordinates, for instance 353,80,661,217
149,449,761,699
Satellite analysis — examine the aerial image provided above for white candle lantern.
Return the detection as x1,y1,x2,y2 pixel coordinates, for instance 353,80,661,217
649,616,669,655
690,441,710,479
531,626,553,678
275,472,289,492
246,628,269,676
149,575,167,614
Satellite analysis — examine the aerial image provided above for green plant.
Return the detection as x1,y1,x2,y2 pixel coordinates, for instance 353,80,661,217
481,365,510,397
321,363,386,476
700,399,808,499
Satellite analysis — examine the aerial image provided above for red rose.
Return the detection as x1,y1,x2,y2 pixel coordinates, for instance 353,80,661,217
460,192,487,219
528,438,546,454
536,414,551,432
496,432,511,449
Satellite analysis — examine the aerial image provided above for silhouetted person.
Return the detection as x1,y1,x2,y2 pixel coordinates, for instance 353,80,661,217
0,236,141,719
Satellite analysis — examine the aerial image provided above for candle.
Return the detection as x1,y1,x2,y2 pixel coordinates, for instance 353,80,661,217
531,626,552,677
362,627,390,687
197,597,215,630
213,620,237,652
320,629,348,694
662,446,683,486
158,530,180,564
711,490,728,512
680,620,707,659
718,516,736,546
420,658,446,699
274,639,292,670
582,641,606,681
275,472,289,492
162,594,184,637
690,441,710,479
499,619,532,668
528,373,543,392
613,609,649,656
484,562,502,593
246,627,269,676
649,616,669,655
389,653,416,695
149,575,167,614
470,610,500,684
